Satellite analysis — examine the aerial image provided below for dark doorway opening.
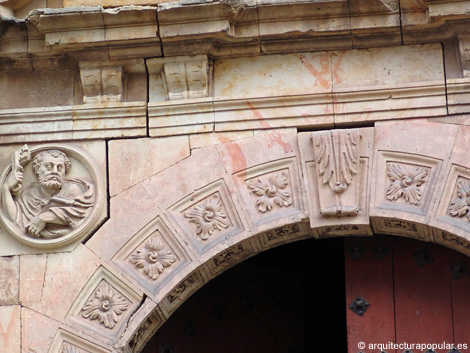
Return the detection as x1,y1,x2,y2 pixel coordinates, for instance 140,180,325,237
141,237,348,353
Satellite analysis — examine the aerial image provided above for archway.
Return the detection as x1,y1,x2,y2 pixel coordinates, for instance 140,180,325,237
12,120,470,353
138,233,470,353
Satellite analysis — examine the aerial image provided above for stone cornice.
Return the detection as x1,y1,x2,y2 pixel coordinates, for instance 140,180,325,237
1,0,470,66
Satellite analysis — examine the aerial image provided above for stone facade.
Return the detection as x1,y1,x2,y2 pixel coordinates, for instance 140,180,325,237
1,0,470,352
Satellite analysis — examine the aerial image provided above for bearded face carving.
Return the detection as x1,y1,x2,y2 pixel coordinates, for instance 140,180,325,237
1,145,100,246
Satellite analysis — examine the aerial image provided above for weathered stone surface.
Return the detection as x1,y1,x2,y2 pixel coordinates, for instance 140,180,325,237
189,131,254,150
371,119,460,241
22,306,58,353
0,305,20,353
0,69,75,109
27,244,102,322
20,254,47,304
0,256,18,305
214,52,332,99
108,136,190,196
2,2,470,353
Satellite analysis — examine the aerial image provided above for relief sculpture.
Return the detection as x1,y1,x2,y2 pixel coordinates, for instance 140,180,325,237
386,162,428,205
248,171,292,213
449,179,470,221
312,129,361,217
0,145,100,247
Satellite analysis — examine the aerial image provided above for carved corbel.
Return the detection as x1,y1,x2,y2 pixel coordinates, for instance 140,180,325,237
312,129,362,217
458,35,470,78
79,63,123,104
147,55,209,100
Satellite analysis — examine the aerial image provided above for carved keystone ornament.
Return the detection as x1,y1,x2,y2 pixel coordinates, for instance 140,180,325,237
0,144,104,248
312,129,361,217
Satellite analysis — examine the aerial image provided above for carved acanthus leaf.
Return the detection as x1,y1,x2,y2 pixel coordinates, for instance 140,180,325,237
129,234,177,280
449,179,470,220
313,130,359,194
386,163,428,205
249,172,292,213
81,282,129,329
184,194,230,240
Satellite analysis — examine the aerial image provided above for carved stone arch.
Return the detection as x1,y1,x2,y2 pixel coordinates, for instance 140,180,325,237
12,119,470,353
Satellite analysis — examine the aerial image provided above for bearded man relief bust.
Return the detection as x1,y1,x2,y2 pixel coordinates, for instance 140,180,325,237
1,146,96,241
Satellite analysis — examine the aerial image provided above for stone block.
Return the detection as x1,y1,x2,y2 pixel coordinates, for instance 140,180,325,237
109,136,190,196
20,254,47,304
189,131,254,150
331,44,444,91
371,120,460,240
27,244,102,322
214,95,334,132
72,102,147,139
0,69,75,109
214,52,332,99
22,306,58,353
0,305,20,353
0,256,18,305
148,99,214,137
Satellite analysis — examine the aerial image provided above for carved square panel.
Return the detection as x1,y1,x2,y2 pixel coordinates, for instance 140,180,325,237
374,151,441,216
66,266,141,341
159,269,207,316
233,158,304,229
48,328,111,353
435,165,470,234
167,179,244,256
112,216,192,299
371,217,430,240
258,222,313,249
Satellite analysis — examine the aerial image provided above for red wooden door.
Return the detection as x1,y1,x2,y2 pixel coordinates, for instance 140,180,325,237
345,236,470,353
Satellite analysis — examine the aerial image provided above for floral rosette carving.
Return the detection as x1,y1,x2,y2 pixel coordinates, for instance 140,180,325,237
386,163,428,205
81,282,129,329
130,234,177,280
184,194,230,240
248,172,292,213
449,179,470,221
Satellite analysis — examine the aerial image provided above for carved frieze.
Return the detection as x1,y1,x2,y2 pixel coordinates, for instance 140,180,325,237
207,241,256,276
79,64,123,104
0,144,104,248
311,129,361,217
248,171,292,213
161,270,205,316
183,193,230,241
129,232,177,281
386,162,429,205
81,281,130,329
372,217,429,240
